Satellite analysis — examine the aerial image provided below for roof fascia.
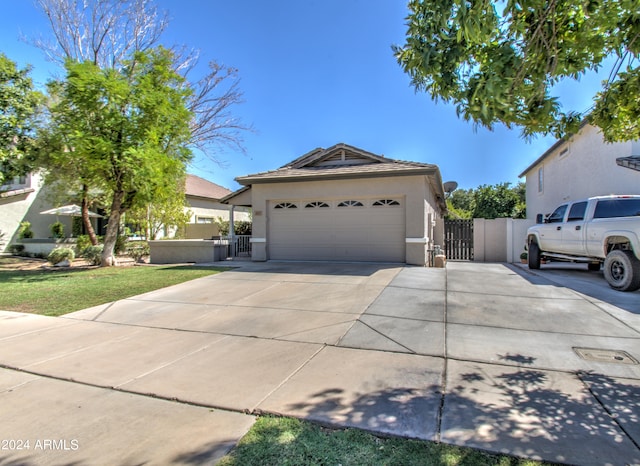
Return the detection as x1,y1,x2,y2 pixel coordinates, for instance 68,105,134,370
281,147,324,169
518,120,591,178
236,167,436,185
220,185,252,205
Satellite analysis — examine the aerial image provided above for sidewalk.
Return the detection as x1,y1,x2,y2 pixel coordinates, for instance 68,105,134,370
0,261,638,465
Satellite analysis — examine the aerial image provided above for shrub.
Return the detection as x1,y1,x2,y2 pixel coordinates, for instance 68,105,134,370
47,247,75,265
50,221,65,238
126,241,150,262
82,245,104,266
8,244,25,255
235,221,252,235
75,235,92,255
72,216,83,237
18,221,34,239
115,235,128,254
214,218,252,236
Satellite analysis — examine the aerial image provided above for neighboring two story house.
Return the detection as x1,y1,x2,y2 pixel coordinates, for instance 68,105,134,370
519,124,640,220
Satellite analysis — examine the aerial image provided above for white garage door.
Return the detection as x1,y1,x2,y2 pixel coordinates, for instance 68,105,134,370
268,198,405,262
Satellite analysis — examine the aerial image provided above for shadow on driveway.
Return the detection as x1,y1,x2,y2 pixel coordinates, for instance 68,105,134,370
509,262,640,315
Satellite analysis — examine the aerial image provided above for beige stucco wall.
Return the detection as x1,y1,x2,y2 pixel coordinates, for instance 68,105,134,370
0,173,80,251
524,125,640,220
474,218,535,262
186,197,250,223
149,239,226,263
245,174,443,265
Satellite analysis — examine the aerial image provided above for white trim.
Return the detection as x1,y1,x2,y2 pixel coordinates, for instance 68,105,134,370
405,237,428,244
250,237,266,243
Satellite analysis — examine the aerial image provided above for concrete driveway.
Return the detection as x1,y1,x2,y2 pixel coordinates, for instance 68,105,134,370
0,261,639,465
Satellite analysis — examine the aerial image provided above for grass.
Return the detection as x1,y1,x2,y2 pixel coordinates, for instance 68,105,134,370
218,416,553,466
0,258,227,316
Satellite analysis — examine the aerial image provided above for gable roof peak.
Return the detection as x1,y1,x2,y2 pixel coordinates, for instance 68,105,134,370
289,143,387,169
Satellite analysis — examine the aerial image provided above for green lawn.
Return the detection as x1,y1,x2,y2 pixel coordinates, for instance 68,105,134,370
0,260,227,316
219,416,551,466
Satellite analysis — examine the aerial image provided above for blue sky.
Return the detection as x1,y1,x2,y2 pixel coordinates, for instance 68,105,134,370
1,1,606,192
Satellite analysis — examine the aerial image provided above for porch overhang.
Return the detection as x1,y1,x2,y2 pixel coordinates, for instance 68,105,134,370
220,186,252,206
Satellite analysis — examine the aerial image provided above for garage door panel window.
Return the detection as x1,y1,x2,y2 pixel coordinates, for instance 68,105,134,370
274,202,298,209
373,199,400,206
337,200,364,207
305,201,330,208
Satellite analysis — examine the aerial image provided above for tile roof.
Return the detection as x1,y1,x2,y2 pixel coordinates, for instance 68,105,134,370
236,143,439,185
185,174,232,200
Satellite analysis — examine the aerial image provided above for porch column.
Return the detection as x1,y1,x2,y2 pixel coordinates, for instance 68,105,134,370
229,205,235,257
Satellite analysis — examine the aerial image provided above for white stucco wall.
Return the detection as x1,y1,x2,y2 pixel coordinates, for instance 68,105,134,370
523,125,640,220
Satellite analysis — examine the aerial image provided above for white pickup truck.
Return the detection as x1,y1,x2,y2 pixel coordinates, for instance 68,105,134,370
526,195,640,291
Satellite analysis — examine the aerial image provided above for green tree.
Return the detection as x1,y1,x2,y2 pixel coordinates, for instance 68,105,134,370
126,175,192,240
472,182,525,219
446,182,526,219
0,53,43,185
394,0,640,142
32,0,249,252
446,188,474,219
42,47,193,266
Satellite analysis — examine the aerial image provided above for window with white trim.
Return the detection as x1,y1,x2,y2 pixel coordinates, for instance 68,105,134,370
537,167,544,193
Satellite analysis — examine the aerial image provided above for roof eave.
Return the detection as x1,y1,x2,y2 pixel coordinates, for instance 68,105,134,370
220,185,252,205
518,120,591,178
235,167,438,185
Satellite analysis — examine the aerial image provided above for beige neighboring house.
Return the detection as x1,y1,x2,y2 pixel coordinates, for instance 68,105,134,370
0,172,247,252
222,143,447,266
182,174,250,239
519,124,640,220
0,173,82,252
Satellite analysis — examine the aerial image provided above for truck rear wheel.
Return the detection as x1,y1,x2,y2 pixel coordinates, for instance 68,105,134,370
603,250,640,292
528,242,541,269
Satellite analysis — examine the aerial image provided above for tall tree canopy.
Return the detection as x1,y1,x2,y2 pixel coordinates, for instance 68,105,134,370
31,0,248,261
394,0,640,142
43,47,193,265
0,54,42,185
34,0,247,157
447,182,526,219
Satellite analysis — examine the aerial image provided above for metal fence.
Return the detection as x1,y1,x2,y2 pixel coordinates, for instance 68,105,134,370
213,235,252,259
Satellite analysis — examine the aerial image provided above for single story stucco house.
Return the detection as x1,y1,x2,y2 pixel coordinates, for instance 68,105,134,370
222,143,447,266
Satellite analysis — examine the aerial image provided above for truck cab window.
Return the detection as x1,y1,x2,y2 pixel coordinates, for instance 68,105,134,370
567,202,588,221
547,204,567,223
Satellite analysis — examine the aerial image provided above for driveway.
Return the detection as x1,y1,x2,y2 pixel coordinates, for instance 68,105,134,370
0,261,638,465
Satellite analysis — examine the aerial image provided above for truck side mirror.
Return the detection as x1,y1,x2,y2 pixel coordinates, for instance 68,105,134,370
536,213,544,224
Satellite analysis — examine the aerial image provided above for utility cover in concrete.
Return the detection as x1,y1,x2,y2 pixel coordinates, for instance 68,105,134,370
574,347,638,365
